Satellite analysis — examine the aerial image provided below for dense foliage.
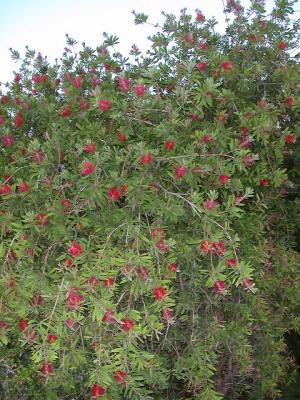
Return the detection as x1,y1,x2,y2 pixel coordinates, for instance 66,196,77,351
0,1,300,399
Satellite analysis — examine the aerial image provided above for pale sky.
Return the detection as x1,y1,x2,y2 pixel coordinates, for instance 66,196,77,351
0,0,299,85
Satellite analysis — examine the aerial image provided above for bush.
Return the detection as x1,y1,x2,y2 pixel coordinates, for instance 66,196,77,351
0,1,300,399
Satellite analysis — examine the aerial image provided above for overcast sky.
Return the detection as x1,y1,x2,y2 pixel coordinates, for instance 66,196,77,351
0,0,299,85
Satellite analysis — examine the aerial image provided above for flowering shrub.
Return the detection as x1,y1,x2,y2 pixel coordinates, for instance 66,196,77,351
0,1,300,399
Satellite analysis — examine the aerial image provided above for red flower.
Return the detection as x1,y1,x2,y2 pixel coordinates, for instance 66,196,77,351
84,142,96,154
118,77,130,92
73,76,82,89
197,61,207,71
239,136,251,149
68,242,83,257
150,228,165,241
18,181,30,192
165,139,175,151
2,134,14,147
214,280,225,294
91,384,105,398
117,131,127,142
65,319,79,330
31,293,43,307
80,99,89,110
153,287,167,301
278,41,288,51
190,112,200,121
81,161,95,175
203,134,213,143
134,84,146,97
66,289,84,310
36,212,49,226
114,370,128,384
243,154,255,166
260,179,269,187
175,165,188,179
47,334,58,343
15,112,23,128
18,319,29,331
219,174,230,185
242,277,254,289
1,95,9,104
200,240,215,254
222,60,233,71
162,307,172,322
196,10,205,22
99,100,112,111
285,134,296,144
137,267,150,281
140,153,153,165
120,184,127,194
183,32,194,44
41,361,54,376
285,97,294,107
0,115,5,125
88,275,100,286
214,240,226,256
102,310,117,324
213,69,220,78
168,263,178,273
108,186,120,201
203,199,218,211
14,73,21,82
0,184,12,196
103,277,114,287
199,41,207,50
227,258,237,267
155,239,169,253
61,105,72,117
121,319,135,332
65,258,73,268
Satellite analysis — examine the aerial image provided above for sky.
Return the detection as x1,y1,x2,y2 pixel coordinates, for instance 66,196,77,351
0,0,299,85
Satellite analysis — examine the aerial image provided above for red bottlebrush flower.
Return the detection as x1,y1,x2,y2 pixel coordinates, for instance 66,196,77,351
200,240,215,254
114,370,128,384
155,239,170,253
108,186,120,201
102,310,116,324
242,277,254,289
32,150,45,164
197,61,207,71
199,41,207,50
66,289,84,310
7,250,17,262
92,78,101,88
31,293,43,307
18,181,30,192
80,99,89,110
222,60,233,71
0,184,12,196
103,277,114,287
0,115,5,125
153,287,167,301
84,142,96,154
99,99,112,111
140,153,153,165
215,240,226,256
175,165,188,179
118,77,130,92
168,263,178,273
203,134,213,143
219,174,230,185
214,280,225,294
137,267,150,281
227,258,237,266
88,275,100,287
120,184,127,194
165,139,175,151
18,319,29,332
121,319,135,332
117,131,127,142
41,361,54,376
14,73,21,82
150,227,165,241
190,113,200,121
203,199,218,211
15,112,23,128
61,105,72,117
91,384,105,398
115,66,122,73
240,126,249,135
2,134,14,147
68,241,83,257
47,334,58,343
73,76,82,89
36,212,49,226
243,154,255,166
183,32,194,44
65,258,73,268
285,134,296,144
1,95,9,104
239,136,252,149
162,307,172,322
81,161,95,175
196,10,205,22
285,97,294,107
278,41,288,51
65,319,79,330
213,69,220,78
259,179,269,187
134,84,146,97
217,113,227,124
